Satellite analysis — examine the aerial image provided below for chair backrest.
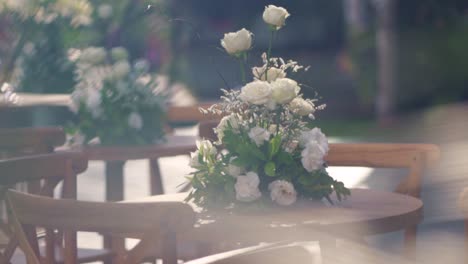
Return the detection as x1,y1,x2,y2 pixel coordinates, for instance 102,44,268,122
198,120,220,142
325,143,440,198
0,127,65,158
6,190,196,264
0,152,86,263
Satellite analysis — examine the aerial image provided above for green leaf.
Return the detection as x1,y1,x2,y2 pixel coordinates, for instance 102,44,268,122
268,134,282,159
264,162,276,177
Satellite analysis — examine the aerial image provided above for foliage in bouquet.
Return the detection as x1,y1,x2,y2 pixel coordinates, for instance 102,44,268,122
68,46,166,146
186,5,350,207
0,0,93,90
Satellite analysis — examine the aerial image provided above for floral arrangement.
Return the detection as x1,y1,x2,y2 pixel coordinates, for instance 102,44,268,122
68,46,166,146
0,0,93,89
186,5,350,207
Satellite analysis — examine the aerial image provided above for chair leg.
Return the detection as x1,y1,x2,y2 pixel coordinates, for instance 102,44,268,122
404,225,417,259
104,161,125,264
149,159,164,195
161,231,177,264
319,237,337,264
465,220,468,263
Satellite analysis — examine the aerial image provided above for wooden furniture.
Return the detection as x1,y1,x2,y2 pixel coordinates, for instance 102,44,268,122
126,188,422,257
0,152,112,263
0,127,65,158
140,143,439,258
185,240,418,264
6,189,196,264
184,243,316,264
81,135,198,201
325,143,440,256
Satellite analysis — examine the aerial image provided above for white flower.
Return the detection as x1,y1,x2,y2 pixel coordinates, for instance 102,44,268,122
235,172,262,202
269,180,297,206
85,89,102,118
111,47,128,61
239,81,272,105
128,112,143,130
252,66,286,82
284,140,299,153
248,126,270,146
271,78,300,104
97,4,112,19
221,28,253,55
289,97,314,116
215,114,240,141
189,151,201,167
196,139,217,157
134,59,150,73
263,5,290,30
79,47,106,65
299,127,329,153
228,157,244,177
301,142,326,172
112,61,131,79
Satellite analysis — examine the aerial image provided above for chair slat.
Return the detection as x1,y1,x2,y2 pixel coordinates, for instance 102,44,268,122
0,151,87,186
326,143,440,168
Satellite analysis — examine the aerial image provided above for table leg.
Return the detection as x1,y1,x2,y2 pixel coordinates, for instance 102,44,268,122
149,159,164,195
319,238,337,264
105,161,125,201
404,225,417,259
104,161,125,264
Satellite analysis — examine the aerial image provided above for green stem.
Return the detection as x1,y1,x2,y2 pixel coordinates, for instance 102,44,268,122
239,53,246,84
265,30,275,81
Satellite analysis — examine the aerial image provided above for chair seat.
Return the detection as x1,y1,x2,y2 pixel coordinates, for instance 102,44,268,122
10,247,114,263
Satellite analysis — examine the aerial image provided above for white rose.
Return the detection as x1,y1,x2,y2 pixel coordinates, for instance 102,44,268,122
112,61,131,79
248,127,271,147
85,89,102,118
239,81,272,105
271,78,300,104
128,112,143,130
196,139,217,157
252,66,286,82
189,151,201,167
97,4,112,19
215,114,240,141
289,97,314,116
301,142,326,172
299,127,329,153
268,180,297,206
228,157,244,177
263,5,290,30
79,47,106,65
220,28,253,55
235,172,262,202
111,47,129,61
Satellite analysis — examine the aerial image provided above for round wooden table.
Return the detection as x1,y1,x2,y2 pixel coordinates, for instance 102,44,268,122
128,188,423,245
81,135,198,201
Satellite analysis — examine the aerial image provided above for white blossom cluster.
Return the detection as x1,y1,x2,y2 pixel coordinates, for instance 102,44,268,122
69,46,166,145
1,0,93,26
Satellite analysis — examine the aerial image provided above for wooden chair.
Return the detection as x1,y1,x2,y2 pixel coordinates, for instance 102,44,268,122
0,152,115,263
0,127,65,158
325,143,440,257
6,189,195,264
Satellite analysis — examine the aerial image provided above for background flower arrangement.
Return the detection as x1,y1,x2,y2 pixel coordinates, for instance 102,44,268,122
67,46,166,146
0,0,93,93
186,5,350,207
